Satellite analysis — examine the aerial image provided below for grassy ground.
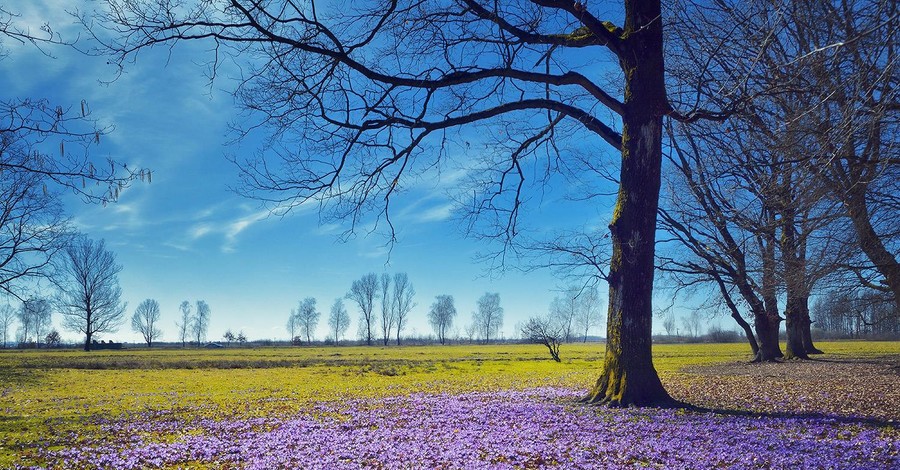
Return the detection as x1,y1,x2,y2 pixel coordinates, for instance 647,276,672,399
1,341,898,467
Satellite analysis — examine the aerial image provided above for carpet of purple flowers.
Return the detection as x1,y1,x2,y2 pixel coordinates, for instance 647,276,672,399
23,387,898,469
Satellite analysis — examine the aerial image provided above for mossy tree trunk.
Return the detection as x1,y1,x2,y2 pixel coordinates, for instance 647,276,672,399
583,0,674,407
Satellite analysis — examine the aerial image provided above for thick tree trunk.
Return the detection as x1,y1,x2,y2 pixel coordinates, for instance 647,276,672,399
781,203,810,360
799,300,823,354
584,0,673,407
783,301,808,360
752,310,782,362
84,330,92,352
760,221,784,360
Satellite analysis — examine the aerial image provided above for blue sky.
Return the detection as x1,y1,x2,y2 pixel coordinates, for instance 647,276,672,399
0,2,714,344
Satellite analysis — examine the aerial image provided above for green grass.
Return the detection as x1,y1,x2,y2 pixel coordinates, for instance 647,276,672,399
1,341,898,466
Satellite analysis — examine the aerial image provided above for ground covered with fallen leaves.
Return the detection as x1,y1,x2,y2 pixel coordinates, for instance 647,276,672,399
2,342,898,469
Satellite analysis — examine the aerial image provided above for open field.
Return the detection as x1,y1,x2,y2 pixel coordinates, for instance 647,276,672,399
1,341,899,468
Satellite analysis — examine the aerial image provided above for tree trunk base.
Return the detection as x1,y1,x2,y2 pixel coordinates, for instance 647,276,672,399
751,353,781,363
581,368,678,408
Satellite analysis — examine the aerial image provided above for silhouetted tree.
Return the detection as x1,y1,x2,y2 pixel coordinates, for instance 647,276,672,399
91,0,760,406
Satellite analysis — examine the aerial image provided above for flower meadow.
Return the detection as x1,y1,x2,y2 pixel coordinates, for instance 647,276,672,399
18,387,899,469
3,343,899,469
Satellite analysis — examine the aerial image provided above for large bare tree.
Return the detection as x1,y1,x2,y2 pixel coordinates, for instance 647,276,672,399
57,237,126,351
89,0,761,406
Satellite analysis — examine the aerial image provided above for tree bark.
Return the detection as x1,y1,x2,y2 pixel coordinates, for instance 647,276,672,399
583,0,674,407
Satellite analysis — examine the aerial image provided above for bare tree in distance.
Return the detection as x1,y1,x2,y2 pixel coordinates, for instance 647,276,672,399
286,308,300,345
176,300,191,347
44,329,61,348
662,311,677,337
549,289,578,343
193,300,211,345
521,316,563,362
0,304,14,347
131,298,161,347
379,273,394,346
17,297,52,348
328,298,351,344
347,273,378,346
392,272,415,345
681,311,703,339
429,295,457,346
295,297,320,344
57,237,126,351
474,293,504,344
575,286,603,342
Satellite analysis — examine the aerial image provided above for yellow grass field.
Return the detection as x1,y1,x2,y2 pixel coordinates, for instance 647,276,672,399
2,341,898,467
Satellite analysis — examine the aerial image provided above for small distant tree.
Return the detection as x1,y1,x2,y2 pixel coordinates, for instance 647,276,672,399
681,311,703,339
57,237,126,351
328,298,350,344
192,300,211,345
346,273,378,346
223,329,235,346
0,304,16,348
428,295,457,345
17,298,51,347
295,297,320,343
236,331,247,344
575,286,603,342
521,316,563,362
550,287,580,343
379,273,394,346
44,330,61,348
286,310,300,344
176,301,191,347
662,311,677,337
131,298,162,347
474,293,503,344
392,273,415,345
